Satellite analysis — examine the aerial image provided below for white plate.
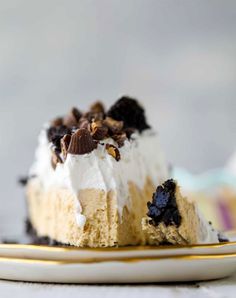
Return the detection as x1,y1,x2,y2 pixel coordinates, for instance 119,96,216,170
0,241,236,260
0,239,236,283
0,252,236,283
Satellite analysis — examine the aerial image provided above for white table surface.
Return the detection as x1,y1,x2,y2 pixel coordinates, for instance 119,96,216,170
0,272,235,298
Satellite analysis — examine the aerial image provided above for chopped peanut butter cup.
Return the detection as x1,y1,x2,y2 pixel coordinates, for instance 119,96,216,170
60,134,71,159
51,117,63,127
90,120,108,140
63,107,82,127
112,132,127,147
103,117,123,134
51,148,63,169
90,101,105,114
105,144,121,161
68,129,97,155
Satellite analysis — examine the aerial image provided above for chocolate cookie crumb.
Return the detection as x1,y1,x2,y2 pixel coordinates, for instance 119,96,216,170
18,175,36,186
18,176,29,186
107,96,150,132
47,125,72,152
147,179,181,227
217,232,229,243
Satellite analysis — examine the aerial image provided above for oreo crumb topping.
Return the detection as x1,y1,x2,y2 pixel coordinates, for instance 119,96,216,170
107,96,150,132
18,175,36,187
147,179,181,227
1,239,19,244
47,125,72,152
46,96,151,168
18,176,29,186
25,219,71,246
217,232,229,243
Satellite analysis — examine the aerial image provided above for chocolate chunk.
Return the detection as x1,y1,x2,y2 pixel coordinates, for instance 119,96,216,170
103,117,124,134
107,96,150,132
90,101,105,114
67,129,97,155
105,144,121,161
147,179,181,227
60,134,71,159
63,107,82,127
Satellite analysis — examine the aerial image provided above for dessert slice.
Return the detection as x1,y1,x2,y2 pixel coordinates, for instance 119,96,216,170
142,179,221,245
25,97,169,247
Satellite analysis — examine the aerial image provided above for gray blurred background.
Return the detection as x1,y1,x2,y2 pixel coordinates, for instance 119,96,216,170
0,0,235,236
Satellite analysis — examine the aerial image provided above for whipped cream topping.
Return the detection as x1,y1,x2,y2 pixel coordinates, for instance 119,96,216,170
29,129,169,227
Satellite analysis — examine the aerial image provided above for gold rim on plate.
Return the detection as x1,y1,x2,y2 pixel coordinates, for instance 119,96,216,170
0,253,235,264
0,241,235,252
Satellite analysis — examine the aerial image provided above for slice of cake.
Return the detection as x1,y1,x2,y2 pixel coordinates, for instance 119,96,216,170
142,179,223,245
25,97,169,247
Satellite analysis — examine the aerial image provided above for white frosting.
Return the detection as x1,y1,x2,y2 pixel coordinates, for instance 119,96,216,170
30,129,169,227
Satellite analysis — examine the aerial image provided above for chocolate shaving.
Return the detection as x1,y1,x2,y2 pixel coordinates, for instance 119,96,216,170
90,101,105,114
68,129,97,155
60,134,71,159
103,117,123,134
105,144,121,161
63,107,82,127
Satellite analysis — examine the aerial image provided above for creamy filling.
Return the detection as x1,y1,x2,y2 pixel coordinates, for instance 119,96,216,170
29,128,169,227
